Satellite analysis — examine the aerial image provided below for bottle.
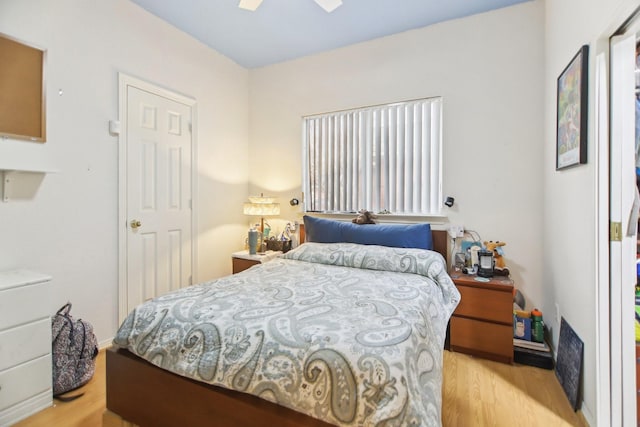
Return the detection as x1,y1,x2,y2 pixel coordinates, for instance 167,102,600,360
531,308,544,343
248,227,259,255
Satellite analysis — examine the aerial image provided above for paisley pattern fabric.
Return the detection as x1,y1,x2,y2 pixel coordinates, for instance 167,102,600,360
114,243,460,426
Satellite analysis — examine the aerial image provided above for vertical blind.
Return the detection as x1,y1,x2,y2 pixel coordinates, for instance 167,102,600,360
303,97,442,215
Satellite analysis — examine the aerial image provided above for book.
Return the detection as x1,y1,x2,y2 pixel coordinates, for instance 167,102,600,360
514,345,554,369
514,338,551,352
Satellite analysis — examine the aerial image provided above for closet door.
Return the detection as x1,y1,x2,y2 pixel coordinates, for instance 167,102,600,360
610,30,637,427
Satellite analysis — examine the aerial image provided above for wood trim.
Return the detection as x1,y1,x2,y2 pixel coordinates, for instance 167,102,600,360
447,272,514,292
106,347,332,427
232,257,259,274
431,229,447,261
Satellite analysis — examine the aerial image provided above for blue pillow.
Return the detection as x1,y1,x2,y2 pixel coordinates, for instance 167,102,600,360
303,216,432,250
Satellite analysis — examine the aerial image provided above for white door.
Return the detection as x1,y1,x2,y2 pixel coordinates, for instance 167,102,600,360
118,75,196,321
595,51,611,427
610,29,638,427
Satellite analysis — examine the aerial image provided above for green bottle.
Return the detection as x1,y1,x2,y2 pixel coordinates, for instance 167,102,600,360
531,308,544,343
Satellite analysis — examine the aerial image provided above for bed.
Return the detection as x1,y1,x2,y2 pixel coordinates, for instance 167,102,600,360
105,219,458,427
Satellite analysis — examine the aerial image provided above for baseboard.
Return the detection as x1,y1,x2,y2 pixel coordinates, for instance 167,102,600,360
0,389,52,426
99,336,114,350
580,402,594,426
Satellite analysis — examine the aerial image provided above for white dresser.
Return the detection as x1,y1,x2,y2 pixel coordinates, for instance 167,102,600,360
0,270,52,426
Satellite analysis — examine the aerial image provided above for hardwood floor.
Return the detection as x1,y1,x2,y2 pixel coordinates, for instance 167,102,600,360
15,348,588,427
442,350,588,427
14,348,106,427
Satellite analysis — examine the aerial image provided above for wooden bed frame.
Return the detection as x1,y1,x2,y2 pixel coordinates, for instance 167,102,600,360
105,228,448,427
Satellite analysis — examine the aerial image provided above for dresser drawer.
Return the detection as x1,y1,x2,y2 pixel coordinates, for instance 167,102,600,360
0,281,51,331
0,319,51,372
454,285,512,324
450,316,513,362
0,355,52,411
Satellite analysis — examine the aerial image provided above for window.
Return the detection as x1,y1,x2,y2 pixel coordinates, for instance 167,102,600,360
302,97,442,215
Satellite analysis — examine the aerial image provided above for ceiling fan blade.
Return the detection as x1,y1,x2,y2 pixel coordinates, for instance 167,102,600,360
238,0,263,11
314,0,342,13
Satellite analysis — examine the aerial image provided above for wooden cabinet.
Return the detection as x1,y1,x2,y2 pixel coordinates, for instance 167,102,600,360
449,272,514,364
231,251,282,274
0,270,52,425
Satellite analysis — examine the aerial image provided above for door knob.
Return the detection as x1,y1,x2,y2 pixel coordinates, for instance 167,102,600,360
130,220,142,229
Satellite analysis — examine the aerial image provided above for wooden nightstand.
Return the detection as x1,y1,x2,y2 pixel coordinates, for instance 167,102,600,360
449,271,514,364
231,250,282,274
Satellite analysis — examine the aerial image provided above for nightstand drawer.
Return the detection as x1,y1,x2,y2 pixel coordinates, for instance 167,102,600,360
454,285,513,324
232,251,282,274
0,319,51,372
232,258,260,274
450,316,513,362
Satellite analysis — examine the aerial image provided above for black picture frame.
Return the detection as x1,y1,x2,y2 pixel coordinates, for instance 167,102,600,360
555,317,583,411
556,45,589,170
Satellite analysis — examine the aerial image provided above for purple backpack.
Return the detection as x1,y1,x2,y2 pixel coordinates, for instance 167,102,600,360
51,303,98,398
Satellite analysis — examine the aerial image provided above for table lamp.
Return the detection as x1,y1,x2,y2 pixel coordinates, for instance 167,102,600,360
243,194,280,251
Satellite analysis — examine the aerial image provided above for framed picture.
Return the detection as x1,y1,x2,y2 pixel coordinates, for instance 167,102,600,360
555,317,583,411
0,33,46,142
556,45,589,170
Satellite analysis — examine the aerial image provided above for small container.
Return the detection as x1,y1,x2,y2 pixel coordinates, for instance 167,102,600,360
531,308,544,343
266,238,292,253
248,228,259,255
513,310,531,341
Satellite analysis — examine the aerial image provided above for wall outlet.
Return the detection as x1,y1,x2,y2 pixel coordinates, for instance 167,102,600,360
448,224,464,238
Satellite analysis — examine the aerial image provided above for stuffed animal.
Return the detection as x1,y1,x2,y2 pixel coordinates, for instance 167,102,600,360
352,209,377,224
484,240,510,276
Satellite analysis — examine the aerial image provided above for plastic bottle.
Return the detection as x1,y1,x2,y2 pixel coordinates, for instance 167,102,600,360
531,308,544,343
248,227,259,255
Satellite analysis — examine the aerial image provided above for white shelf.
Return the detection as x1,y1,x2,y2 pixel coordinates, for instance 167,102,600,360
0,167,58,173
1,168,58,202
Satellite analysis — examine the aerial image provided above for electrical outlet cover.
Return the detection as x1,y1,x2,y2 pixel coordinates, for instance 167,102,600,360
448,225,464,238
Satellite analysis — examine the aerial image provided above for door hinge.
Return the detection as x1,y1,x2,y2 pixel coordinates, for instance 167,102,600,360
188,122,192,133
188,275,193,286
610,221,623,242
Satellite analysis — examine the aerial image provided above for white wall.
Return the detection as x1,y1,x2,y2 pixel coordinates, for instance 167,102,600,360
0,0,249,345
248,2,545,309
543,0,639,423
5,1,629,420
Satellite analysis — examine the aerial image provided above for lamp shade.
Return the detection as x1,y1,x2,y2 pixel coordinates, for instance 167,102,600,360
243,202,280,216
243,195,280,216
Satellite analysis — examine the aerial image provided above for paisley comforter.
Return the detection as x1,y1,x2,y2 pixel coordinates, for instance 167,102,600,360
114,242,460,426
